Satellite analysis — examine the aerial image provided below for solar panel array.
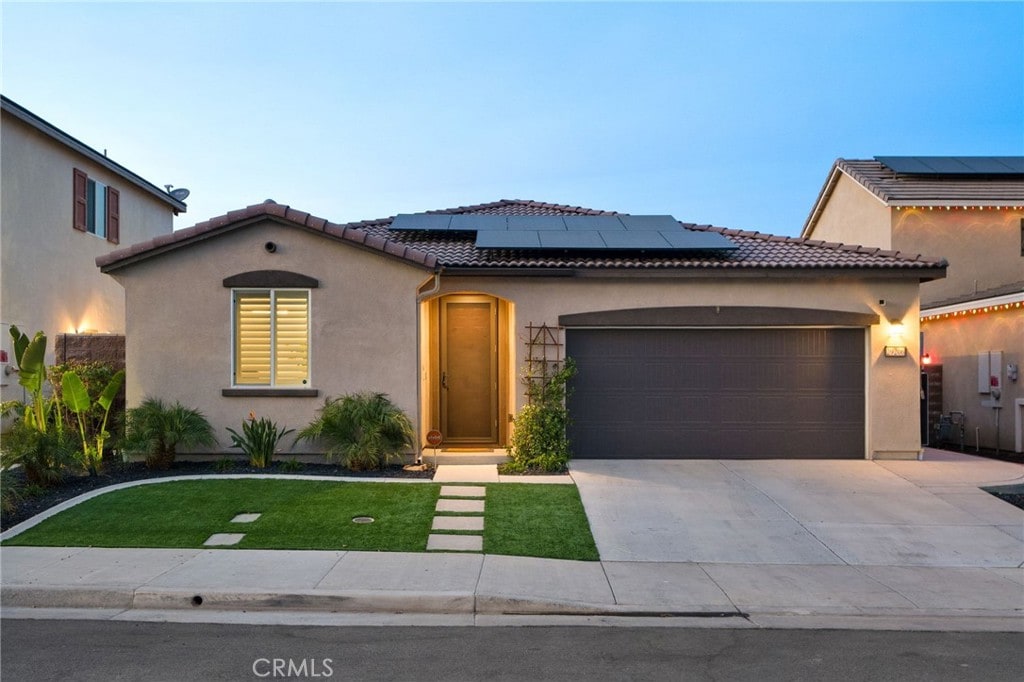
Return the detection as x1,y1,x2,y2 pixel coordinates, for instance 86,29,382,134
389,214,738,252
875,156,1024,175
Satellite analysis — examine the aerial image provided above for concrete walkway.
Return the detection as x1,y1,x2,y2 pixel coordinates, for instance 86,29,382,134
1,457,1022,631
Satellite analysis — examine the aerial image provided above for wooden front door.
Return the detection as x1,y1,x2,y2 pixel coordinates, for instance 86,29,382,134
440,295,498,444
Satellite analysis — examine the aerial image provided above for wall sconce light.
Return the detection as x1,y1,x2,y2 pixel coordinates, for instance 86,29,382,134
921,353,933,365
883,319,907,357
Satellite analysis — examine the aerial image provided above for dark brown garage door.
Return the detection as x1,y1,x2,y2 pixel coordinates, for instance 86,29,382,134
566,328,864,459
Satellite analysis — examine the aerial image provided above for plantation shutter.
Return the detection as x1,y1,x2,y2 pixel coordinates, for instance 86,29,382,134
106,186,120,244
274,291,309,386
73,169,88,232
234,292,272,385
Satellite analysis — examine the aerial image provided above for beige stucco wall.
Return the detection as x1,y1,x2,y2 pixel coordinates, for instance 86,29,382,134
808,172,893,249
921,311,1023,453
1,110,176,382
891,208,1024,307
432,273,925,459
108,221,427,454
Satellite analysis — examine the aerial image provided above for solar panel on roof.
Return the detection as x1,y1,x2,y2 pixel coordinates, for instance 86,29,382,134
562,215,625,231
876,156,1024,176
390,213,452,231
475,231,541,248
661,229,739,250
599,231,673,249
508,216,567,231
618,215,680,231
449,215,508,231
538,231,607,249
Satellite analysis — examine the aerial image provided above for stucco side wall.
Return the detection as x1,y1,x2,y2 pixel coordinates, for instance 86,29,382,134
434,275,924,459
109,221,426,454
892,208,1023,307
808,173,892,249
1,112,175,356
921,311,1023,453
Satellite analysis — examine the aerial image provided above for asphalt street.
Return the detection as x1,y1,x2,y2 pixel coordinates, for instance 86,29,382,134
2,619,1022,681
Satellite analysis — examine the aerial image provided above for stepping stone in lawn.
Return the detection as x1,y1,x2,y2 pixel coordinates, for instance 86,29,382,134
230,513,261,523
440,485,486,498
204,533,245,546
426,534,483,552
436,499,485,513
432,516,485,531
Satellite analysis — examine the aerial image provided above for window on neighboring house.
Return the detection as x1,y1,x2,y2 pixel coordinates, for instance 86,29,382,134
232,289,310,387
73,168,120,243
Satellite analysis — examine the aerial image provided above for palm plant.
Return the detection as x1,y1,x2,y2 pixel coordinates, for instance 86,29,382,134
297,392,414,470
0,420,76,486
123,398,217,469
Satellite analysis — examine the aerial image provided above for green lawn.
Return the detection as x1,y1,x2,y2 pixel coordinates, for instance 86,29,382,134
4,479,599,561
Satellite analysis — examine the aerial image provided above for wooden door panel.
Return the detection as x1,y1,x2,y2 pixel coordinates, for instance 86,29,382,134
441,298,497,442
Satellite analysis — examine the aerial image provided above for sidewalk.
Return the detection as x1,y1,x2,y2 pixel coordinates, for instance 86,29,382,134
1,461,1022,631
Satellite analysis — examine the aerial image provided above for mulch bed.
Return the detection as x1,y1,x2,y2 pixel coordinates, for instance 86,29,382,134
1,460,432,532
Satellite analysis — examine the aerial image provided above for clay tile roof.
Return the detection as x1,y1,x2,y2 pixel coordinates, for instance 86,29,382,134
98,198,946,277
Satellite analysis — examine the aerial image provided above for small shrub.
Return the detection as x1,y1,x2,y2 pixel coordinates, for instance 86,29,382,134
280,458,304,473
213,457,236,473
122,398,217,469
297,392,414,471
226,415,294,469
0,421,76,486
0,469,23,514
508,359,576,473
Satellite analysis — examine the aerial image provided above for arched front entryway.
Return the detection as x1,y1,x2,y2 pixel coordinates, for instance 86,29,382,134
420,293,512,448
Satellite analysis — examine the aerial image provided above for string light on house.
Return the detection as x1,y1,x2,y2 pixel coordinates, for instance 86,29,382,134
894,205,1024,211
921,300,1023,322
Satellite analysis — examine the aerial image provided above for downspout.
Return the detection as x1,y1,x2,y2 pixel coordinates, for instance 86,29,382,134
414,269,443,462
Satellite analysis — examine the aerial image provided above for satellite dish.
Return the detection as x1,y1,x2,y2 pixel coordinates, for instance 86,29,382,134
169,187,190,201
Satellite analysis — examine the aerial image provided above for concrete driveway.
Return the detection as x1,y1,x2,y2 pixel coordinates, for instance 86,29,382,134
569,451,1024,568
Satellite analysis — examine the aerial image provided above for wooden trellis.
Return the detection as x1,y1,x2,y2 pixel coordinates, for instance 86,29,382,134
522,322,564,403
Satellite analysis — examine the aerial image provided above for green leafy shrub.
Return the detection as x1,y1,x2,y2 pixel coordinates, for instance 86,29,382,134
297,392,414,470
505,358,576,473
122,398,217,470
0,420,76,486
226,415,294,468
1,468,24,514
49,361,125,446
213,457,236,473
60,368,125,476
280,458,304,473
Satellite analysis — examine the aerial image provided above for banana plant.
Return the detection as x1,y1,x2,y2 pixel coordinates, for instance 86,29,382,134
62,369,125,475
9,325,55,433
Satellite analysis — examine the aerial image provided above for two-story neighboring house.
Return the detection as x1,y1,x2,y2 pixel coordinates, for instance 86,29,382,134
1,96,186,400
802,157,1024,454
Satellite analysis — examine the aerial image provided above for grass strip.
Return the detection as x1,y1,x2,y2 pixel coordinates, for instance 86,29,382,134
3,479,439,552
483,483,599,561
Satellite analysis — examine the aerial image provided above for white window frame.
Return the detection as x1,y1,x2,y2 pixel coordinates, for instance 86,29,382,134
86,178,107,239
231,288,311,388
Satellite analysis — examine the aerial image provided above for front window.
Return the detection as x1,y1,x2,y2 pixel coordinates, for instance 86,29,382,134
233,289,310,387
86,178,107,238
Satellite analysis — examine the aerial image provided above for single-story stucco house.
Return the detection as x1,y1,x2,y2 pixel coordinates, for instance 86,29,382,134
97,199,946,460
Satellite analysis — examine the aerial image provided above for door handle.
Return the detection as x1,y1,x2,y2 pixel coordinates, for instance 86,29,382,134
441,372,448,389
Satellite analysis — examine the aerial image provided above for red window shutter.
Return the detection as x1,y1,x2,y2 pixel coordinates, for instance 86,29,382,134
106,186,120,244
73,169,88,232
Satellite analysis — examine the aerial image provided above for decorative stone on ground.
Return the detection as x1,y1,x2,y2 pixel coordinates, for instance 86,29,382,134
436,499,485,513
432,516,485,531
203,533,245,546
426,534,483,551
439,485,486,498
230,513,261,523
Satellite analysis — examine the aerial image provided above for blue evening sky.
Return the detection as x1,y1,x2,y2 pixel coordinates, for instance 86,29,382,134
3,1,1022,236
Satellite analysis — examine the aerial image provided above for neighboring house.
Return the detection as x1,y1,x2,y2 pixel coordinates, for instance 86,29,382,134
98,199,945,461
802,156,1024,453
0,95,186,401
